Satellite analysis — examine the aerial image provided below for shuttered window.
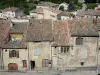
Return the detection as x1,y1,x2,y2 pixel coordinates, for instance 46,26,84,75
9,50,19,58
23,60,27,68
42,59,49,67
60,46,70,53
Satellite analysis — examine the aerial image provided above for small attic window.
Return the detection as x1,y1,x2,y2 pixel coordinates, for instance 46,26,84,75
76,37,83,45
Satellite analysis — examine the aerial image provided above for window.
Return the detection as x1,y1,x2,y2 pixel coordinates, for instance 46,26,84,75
5,50,7,52
60,46,70,53
76,37,83,45
23,60,27,68
42,59,49,67
9,50,19,58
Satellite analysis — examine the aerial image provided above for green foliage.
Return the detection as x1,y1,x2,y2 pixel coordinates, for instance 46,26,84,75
86,3,97,9
24,8,30,15
59,5,64,11
0,0,31,15
68,2,76,12
29,3,36,10
76,3,82,9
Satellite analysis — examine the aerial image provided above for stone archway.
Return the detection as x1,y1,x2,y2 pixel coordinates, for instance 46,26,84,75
8,63,18,70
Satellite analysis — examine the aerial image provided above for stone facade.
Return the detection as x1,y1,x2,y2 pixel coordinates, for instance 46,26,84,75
2,48,28,71
52,37,98,69
28,42,52,70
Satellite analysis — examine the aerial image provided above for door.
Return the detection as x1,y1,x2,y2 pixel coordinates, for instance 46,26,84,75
8,63,18,70
31,61,35,69
42,59,49,67
52,56,57,67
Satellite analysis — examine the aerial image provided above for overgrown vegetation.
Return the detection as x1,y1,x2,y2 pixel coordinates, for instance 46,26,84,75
0,0,38,15
86,3,97,9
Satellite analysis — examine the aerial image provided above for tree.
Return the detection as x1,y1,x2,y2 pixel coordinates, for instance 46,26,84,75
59,5,64,11
86,3,97,9
29,3,36,10
68,2,76,12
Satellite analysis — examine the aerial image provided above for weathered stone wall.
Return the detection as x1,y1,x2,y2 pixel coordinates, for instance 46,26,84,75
28,42,52,68
52,37,98,68
3,49,28,71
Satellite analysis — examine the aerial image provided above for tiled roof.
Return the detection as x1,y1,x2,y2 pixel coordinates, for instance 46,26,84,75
2,41,27,49
38,2,57,7
26,19,53,42
0,20,11,46
52,20,70,46
31,8,43,13
3,7,18,12
52,9,62,15
77,11,86,16
68,18,100,36
9,22,29,33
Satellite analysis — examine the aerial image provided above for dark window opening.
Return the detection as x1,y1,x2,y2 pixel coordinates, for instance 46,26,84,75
9,50,19,58
60,46,70,53
5,50,7,52
81,62,84,66
76,37,83,45
23,60,27,68
31,61,35,69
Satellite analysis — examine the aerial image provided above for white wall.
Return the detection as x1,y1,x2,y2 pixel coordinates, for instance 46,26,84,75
2,11,15,18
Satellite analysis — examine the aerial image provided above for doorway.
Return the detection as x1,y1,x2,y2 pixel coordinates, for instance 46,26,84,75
31,61,35,69
8,63,18,70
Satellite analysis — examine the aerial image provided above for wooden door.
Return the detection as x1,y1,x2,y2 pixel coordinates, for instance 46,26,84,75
8,63,18,70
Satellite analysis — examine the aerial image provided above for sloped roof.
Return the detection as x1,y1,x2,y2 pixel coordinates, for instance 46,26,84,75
0,20,11,46
77,10,86,17
57,11,72,20
9,22,29,33
38,2,57,7
51,9,62,15
68,18,100,37
27,19,53,42
2,41,27,49
3,7,18,12
52,20,70,46
31,8,43,13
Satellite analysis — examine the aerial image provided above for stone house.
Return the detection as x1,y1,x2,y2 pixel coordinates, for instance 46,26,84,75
57,11,73,20
30,8,62,20
51,18,100,71
2,7,24,19
1,22,29,71
1,18,100,72
26,19,53,70
0,20,11,70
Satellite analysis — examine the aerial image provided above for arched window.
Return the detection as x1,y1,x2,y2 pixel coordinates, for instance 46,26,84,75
9,50,19,58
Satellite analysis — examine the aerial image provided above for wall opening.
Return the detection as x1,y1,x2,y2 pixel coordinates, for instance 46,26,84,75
81,62,84,66
31,61,35,69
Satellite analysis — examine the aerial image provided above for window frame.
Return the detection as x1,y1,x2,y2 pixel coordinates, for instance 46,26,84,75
76,37,83,45
9,50,19,58
60,46,70,54
23,60,27,68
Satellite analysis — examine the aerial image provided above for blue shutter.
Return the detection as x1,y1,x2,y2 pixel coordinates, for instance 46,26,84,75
34,48,40,56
